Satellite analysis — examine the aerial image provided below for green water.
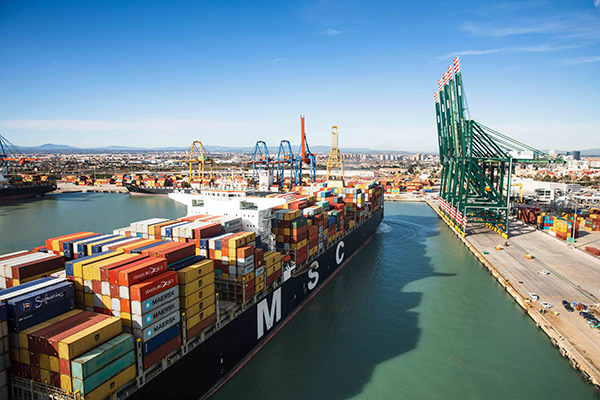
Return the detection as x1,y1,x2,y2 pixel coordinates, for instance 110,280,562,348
0,196,594,399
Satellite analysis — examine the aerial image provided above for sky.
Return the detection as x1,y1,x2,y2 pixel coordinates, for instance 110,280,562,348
0,0,599,153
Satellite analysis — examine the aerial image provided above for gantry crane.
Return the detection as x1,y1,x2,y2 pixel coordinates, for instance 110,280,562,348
434,57,562,237
247,141,272,183
274,140,298,188
296,115,317,185
176,141,214,182
0,134,38,174
326,126,344,181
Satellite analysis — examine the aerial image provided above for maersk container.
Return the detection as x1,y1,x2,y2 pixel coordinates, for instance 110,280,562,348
135,309,180,342
131,298,179,330
7,281,74,318
141,322,181,356
7,296,75,332
131,286,179,316
71,333,134,380
72,351,135,395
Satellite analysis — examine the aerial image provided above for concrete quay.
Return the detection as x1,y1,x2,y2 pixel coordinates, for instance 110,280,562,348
53,182,128,194
427,199,600,395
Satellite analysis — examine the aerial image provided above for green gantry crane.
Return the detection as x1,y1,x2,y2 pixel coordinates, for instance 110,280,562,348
434,58,562,238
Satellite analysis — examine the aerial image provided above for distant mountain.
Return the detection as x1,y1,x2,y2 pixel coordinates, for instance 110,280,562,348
581,149,600,156
35,143,78,150
16,143,428,154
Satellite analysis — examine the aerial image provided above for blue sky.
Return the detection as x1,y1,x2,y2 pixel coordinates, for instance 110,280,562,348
0,0,599,152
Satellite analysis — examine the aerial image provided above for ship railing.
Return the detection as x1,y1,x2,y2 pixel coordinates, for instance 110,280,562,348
9,375,81,400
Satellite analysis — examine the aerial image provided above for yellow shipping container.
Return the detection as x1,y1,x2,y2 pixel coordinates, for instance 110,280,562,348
102,295,111,309
58,317,122,361
50,356,60,372
41,368,51,384
60,373,72,391
39,353,49,370
183,294,215,319
177,259,214,285
82,253,137,281
255,281,265,293
186,304,216,330
266,263,281,277
19,348,30,365
255,273,264,285
81,365,137,400
71,250,124,278
180,284,215,309
84,293,94,308
180,271,215,296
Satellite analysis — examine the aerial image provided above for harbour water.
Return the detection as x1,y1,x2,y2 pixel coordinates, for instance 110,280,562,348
0,194,594,399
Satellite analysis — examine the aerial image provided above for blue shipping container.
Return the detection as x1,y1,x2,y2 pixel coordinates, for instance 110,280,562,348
7,281,74,318
0,277,56,300
142,323,181,356
7,297,75,333
168,256,205,272
130,241,168,254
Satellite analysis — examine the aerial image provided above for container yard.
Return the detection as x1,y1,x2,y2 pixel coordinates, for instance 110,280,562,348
430,57,600,395
0,178,384,399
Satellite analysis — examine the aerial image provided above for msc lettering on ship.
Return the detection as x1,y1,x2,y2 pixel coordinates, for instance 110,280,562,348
257,288,281,339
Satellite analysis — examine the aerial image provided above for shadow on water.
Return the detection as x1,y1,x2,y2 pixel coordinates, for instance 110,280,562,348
212,207,449,400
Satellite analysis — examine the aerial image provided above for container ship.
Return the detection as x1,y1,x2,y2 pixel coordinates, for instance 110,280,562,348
0,173,57,201
0,178,383,400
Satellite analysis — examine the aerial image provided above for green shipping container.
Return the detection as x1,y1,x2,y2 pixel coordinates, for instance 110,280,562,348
72,351,136,395
71,333,134,380
291,217,308,229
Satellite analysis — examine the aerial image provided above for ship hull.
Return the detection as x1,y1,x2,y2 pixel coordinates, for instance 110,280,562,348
0,184,57,201
125,183,196,196
130,206,384,400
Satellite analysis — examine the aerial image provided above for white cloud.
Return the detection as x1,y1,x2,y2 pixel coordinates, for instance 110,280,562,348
438,44,582,60
560,55,600,64
324,28,342,36
595,0,600,9
461,21,563,37
266,58,284,63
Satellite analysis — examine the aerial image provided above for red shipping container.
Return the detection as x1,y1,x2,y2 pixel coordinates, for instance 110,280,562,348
45,232,87,253
5,278,12,288
118,258,168,287
254,248,263,262
51,371,60,387
110,283,120,297
92,280,102,294
187,314,216,340
192,223,221,239
181,214,209,222
120,298,131,313
236,246,254,259
11,255,64,280
109,257,153,284
45,314,108,357
99,255,147,283
143,334,182,370
267,270,282,285
129,271,178,302
107,238,144,252
27,311,89,352
152,242,195,265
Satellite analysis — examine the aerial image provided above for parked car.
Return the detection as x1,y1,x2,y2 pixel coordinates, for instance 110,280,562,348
541,301,552,309
538,270,550,275
529,293,539,301
563,303,574,312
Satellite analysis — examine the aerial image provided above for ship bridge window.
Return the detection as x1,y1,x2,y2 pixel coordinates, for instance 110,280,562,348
240,201,258,211
192,199,204,207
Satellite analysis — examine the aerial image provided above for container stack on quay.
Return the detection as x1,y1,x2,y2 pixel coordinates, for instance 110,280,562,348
381,177,433,195
584,214,600,232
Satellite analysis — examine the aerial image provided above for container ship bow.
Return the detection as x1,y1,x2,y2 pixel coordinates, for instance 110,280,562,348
1,179,383,400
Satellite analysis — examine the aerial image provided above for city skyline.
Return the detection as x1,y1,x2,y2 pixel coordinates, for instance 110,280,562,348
1,0,599,152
